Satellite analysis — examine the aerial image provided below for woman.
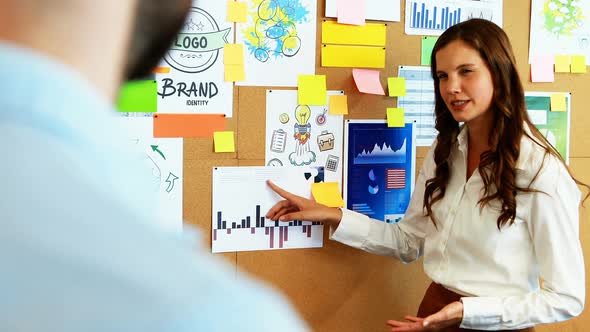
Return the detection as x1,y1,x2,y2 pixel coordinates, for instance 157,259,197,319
266,19,587,331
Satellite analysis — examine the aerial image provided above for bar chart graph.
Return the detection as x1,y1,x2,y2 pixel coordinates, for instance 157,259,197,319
213,206,322,250
404,0,503,36
212,166,325,252
409,2,461,31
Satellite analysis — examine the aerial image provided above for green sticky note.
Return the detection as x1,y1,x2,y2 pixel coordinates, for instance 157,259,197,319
571,55,587,73
214,131,236,152
421,36,438,66
387,77,406,97
298,75,327,105
387,108,404,127
311,182,344,208
116,80,157,113
554,55,571,73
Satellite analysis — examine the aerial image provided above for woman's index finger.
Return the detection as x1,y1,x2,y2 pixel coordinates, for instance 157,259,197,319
266,180,297,201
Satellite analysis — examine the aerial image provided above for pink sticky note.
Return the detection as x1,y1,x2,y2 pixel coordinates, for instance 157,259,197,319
531,55,555,83
352,68,385,95
337,0,366,25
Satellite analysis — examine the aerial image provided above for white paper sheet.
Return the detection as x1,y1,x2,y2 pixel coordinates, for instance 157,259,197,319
265,90,344,185
156,0,234,116
117,117,184,233
325,0,401,22
404,0,503,36
235,0,317,87
529,0,590,65
212,166,324,252
397,66,437,147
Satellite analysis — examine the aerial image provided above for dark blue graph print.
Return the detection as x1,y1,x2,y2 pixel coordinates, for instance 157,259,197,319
410,1,461,31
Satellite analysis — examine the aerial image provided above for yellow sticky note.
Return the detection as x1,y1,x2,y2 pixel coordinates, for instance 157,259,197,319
387,77,406,97
329,95,348,114
550,93,567,112
227,1,247,22
321,21,386,46
554,55,571,73
387,108,404,127
224,64,245,81
298,75,327,105
224,44,244,65
311,182,344,208
214,131,235,152
571,55,587,73
321,44,385,68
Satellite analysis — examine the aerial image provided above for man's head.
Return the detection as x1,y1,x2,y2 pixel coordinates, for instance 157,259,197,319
125,0,192,80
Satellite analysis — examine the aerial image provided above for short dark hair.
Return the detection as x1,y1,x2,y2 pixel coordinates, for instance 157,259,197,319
125,0,191,80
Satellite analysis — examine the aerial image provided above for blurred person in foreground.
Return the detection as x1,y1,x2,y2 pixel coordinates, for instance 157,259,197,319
0,0,308,331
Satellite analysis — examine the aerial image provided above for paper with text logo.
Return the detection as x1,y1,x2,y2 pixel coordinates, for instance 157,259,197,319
156,1,234,116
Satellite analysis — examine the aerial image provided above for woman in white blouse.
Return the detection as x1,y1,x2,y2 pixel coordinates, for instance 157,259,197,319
266,19,587,331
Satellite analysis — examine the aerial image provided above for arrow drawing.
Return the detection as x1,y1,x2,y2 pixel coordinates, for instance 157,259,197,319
166,172,179,193
151,145,166,160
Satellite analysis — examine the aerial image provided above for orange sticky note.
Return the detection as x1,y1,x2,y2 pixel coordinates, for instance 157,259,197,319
554,55,571,73
152,67,171,74
224,44,244,65
214,131,236,152
224,64,245,81
387,77,406,97
550,93,567,112
336,0,366,26
227,1,247,22
298,75,327,105
352,68,385,95
387,108,404,127
153,114,226,138
531,55,554,82
311,182,344,207
571,55,587,73
329,95,348,114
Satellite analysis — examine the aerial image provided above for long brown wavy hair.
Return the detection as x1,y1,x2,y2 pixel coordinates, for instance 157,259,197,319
423,18,588,229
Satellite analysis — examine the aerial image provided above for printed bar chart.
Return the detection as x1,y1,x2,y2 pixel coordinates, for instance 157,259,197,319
404,0,503,36
212,166,325,252
212,205,321,249
410,2,461,31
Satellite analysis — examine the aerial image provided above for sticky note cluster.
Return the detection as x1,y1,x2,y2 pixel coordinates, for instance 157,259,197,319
532,54,587,82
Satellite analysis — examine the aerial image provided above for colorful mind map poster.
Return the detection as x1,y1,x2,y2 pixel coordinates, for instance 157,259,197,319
156,0,234,116
525,91,571,162
344,121,416,223
265,90,344,185
236,0,317,87
117,116,184,233
212,166,324,252
529,0,590,64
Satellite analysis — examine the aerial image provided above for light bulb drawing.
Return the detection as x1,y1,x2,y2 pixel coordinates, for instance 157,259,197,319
289,105,316,166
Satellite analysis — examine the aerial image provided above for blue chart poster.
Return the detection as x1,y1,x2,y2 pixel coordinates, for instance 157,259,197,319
344,121,416,223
